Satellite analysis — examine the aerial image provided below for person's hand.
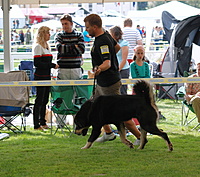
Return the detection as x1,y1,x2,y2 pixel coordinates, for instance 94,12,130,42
185,95,191,103
54,64,59,69
93,66,101,76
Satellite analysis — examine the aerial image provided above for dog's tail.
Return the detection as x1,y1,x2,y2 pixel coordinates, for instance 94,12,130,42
133,80,157,110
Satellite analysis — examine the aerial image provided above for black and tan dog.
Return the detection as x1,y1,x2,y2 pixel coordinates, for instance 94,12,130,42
74,80,173,151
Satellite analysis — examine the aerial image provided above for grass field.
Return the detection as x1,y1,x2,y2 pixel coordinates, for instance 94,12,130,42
0,99,199,177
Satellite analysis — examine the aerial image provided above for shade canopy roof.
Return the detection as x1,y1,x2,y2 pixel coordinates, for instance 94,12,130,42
1,0,188,6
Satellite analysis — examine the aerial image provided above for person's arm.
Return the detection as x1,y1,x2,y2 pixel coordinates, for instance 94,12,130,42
115,43,121,53
130,62,137,78
137,39,143,45
94,60,111,76
145,62,151,78
185,82,194,103
55,32,85,55
119,46,128,71
75,33,85,54
136,30,143,45
55,33,63,52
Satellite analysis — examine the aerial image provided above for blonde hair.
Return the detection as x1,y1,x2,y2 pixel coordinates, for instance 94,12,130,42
35,26,50,49
133,45,145,61
134,45,145,52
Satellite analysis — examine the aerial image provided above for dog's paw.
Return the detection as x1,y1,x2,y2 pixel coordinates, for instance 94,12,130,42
81,142,92,149
168,143,173,152
138,146,144,150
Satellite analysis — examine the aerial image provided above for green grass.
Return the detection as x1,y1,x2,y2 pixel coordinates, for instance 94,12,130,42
0,99,200,177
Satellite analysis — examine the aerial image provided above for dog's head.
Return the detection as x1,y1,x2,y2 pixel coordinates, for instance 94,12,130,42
74,100,92,136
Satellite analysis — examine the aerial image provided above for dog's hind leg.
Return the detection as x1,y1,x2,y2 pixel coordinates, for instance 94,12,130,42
141,124,173,151
138,128,148,150
117,123,134,149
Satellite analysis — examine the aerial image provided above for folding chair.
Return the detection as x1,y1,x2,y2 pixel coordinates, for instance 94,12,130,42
154,47,178,102
156,83,177,101
176,86,200,130
51,85,92,136
0,71,31,133
19,61,36,96
0,106,26,133
181,100,198,127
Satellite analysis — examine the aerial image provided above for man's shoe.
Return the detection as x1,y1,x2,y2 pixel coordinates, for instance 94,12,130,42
133,139,140,146
34,126,44,131
95,132,116,143
41,125,51,129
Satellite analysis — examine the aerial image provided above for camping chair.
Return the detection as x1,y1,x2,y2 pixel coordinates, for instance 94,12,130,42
51,85,92,136
0,71,31,133
0,105,29,133
154,48,178,102
19,60,36,96
176,86,200,130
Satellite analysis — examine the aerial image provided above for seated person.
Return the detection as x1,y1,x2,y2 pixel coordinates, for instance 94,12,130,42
130,45,150,79
185,62,200,125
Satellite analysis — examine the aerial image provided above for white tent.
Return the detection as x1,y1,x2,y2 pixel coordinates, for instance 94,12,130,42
146,1,200,20
1,0,187,5
128,1,200,25
0,5,25,28
30,18,85,32
31,19,62,31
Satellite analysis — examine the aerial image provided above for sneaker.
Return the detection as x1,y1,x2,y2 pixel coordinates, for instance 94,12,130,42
126,132,133,136
95,132,116,143
133,139,140,146
0,133,9,140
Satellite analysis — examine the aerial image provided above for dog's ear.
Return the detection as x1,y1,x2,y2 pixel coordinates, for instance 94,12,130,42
82,128,88,136
134,80,151,93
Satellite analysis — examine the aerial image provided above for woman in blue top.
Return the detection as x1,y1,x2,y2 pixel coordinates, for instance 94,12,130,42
130,45,150,79
110,26,130,95
110,26,141,145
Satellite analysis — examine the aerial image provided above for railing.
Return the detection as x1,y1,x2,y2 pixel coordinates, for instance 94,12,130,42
0,40,169,69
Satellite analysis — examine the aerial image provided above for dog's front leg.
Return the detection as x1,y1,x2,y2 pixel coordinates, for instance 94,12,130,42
81,142,93,149
81,127,101,149
118,123,134,149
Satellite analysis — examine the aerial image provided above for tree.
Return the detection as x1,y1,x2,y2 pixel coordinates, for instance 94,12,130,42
181,1,200,8
137,2,148,10
148,0,200,9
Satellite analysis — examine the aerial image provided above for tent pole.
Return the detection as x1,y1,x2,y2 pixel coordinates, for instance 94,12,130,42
2,0,13,72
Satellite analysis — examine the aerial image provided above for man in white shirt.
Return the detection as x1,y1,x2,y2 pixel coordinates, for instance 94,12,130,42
122,18,143,64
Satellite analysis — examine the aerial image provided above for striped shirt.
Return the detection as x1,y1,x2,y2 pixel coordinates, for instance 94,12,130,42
33,44,56,80
185,74,200,95
122,27,142,60
55,30,85,68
